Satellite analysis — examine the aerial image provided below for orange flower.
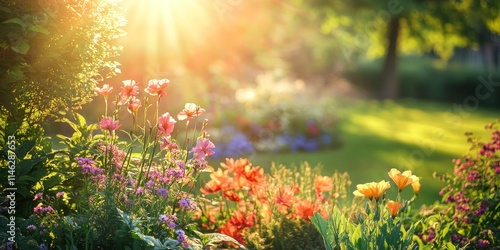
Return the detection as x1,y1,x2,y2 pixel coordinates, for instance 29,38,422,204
221,158,251,175
223,191,242,202
353,180,391,201
411,177,421,195
293,200,320,221
387,200,402,217
388,168,419,192
275,186,296,212
94,84,113,98
200,169,232,194
315,176,334,192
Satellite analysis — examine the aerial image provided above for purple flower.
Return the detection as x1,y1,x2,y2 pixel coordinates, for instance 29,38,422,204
467,170,481,182
145,180,155,189
56,192,65,198
176,229,189,248
425,227,436,243
26,225,37,231
179,198,198,210
159,214,177,229
136,187,144,195
39,243,48,250
157,188,168,198
476,239,490,249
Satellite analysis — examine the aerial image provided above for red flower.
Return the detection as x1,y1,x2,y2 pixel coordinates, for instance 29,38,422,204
145,79,169,97
220,210,255,245
158,112,176,136
177,103,205,121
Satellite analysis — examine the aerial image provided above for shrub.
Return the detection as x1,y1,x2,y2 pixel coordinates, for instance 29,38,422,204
415,122,500,249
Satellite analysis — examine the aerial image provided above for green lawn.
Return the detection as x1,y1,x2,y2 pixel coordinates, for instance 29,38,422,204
244,99,500,208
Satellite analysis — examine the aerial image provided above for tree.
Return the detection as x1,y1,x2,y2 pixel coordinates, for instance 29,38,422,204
0,0,126,134
302,0,500,99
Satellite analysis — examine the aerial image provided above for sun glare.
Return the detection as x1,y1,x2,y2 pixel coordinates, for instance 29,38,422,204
122,0,216,69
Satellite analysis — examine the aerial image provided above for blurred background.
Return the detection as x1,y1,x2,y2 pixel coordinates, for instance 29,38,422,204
64,0,500,207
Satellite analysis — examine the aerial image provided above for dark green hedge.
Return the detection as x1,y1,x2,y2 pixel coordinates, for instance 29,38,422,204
344,57,500,108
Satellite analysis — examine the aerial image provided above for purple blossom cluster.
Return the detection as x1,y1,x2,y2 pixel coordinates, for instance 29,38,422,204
429,124,500,248
178,198,198,211
76,157,104,175
159,214,177,229
33,203,54,214
175,229,189,248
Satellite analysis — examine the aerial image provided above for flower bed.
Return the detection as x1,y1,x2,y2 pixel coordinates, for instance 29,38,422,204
0,78,498,249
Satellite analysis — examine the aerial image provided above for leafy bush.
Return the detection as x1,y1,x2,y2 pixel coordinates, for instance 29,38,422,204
0,0,125,133
343,57,500,108
415,122,500,249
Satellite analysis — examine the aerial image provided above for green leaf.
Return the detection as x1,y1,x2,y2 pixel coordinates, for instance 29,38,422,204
28,25,50,35
11,41,30,54
2,18,26,28
43,175,63,190
16,139,36,159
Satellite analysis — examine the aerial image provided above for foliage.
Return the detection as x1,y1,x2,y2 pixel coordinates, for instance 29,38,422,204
197,159,352,249
415,122,500,249
311,168,420,250
344,57,500,108
0,0,125,133
0,79,241,249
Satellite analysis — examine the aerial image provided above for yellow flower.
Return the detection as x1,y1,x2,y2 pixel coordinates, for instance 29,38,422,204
388,168,419,192
387,200,402,217
353,180,391,201
411,177,421,195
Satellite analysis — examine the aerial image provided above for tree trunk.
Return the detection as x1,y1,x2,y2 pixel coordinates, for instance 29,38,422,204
380,15,401,99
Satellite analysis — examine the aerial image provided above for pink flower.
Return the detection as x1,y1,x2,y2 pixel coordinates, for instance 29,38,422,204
161,136,179,150
158,113,176,136
190,138,215,160
94,84,113,98
100,117,121,132
118,80,139,105
177,103,206,121
33,193,42,201
145,79,169,97
127,97,141,114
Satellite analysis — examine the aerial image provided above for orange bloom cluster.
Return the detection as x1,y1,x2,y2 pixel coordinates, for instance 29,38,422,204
199,158,337,245
201,158,265,202
220,210,256,245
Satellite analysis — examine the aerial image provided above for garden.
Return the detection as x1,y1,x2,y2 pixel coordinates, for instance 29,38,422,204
1,0,499,249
